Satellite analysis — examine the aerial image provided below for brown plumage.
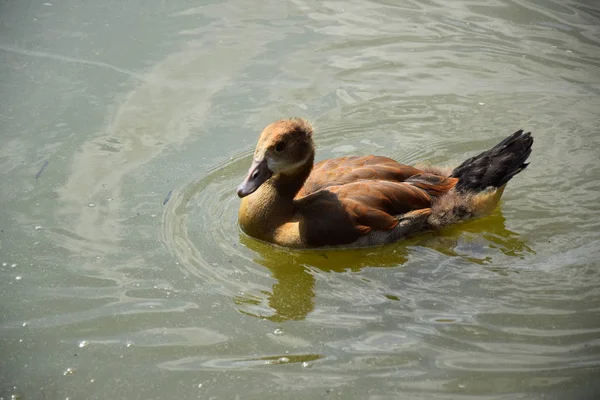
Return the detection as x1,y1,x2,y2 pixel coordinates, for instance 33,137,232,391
237,118,533,248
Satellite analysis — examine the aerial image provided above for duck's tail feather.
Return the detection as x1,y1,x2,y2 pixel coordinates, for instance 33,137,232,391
451,129,533,193
427,129,533,230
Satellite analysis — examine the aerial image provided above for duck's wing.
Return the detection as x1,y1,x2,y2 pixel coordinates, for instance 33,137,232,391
297,156,422,197
295,174,457,247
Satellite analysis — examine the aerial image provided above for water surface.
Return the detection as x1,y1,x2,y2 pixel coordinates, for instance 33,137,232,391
1,0,600,398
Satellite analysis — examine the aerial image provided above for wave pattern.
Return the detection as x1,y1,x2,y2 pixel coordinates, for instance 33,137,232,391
1,0,599,398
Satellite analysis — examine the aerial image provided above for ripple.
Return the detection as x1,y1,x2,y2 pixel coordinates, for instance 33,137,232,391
160,150,258,297
158,353,324,371
4,0,600,398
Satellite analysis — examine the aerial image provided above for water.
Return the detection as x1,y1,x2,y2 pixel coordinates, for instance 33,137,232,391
1,0,599,398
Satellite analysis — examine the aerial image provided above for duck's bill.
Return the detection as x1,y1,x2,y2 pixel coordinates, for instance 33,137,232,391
236,158,273,198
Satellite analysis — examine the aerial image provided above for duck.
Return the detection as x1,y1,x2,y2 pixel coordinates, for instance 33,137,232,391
237,118,533,248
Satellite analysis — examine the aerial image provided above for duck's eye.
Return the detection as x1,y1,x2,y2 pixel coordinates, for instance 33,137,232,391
275,142,286,152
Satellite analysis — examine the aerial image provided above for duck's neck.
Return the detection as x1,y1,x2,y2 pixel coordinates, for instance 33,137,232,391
238,153,314,241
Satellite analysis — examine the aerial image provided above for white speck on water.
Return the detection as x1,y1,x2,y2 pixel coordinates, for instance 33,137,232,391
88,203,96,207
197,384,203,388
78,340,89,348
90,378,95,383
22,322,28,327
11,263,17,268
15,276,22,281
478,102,486,106
1,262,7,267
273,328,283,335
34,226,42,230
278,357,290,363
126,342,133,348
108,198,113,202
63,367,75,376
302,362,309,368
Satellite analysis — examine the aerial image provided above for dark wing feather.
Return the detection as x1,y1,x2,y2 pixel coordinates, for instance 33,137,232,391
451,130,533,192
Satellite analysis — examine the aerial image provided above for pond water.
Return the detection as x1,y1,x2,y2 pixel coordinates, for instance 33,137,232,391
1,0,600,398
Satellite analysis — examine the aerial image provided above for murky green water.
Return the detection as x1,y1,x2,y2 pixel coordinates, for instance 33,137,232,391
1,0,600,398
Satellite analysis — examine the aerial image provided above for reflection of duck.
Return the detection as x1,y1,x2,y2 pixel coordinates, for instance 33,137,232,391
235,233,410,322
237,118,533,248
236,210,534,322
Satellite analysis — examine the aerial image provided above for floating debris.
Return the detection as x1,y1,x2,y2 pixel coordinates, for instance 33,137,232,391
35,160,49,179
163,190,173,205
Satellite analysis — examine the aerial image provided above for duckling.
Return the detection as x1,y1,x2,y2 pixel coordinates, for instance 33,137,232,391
237,118,533,248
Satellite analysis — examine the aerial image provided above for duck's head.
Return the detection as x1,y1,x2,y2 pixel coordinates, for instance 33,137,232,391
237,118,314,198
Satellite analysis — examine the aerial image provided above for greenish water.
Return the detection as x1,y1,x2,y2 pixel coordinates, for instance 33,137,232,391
1,0,600,399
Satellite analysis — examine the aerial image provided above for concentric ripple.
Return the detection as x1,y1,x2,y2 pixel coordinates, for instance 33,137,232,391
160,138,543,323
159,147,415,320
160,150,256,297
